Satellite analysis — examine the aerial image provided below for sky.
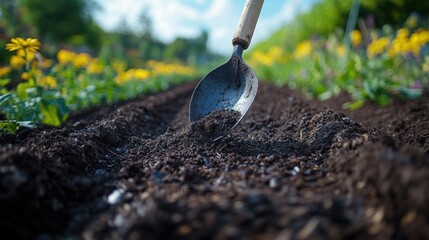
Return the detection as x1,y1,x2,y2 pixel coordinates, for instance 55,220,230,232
94,0,318,55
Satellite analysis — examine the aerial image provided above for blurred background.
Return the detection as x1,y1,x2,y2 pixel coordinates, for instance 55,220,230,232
0,0,315,67
0,0,429,131
1,0,427,65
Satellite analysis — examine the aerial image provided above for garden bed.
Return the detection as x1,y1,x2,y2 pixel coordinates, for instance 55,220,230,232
0,81,428,239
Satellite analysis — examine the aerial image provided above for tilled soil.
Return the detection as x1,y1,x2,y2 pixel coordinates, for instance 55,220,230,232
0,82,428,240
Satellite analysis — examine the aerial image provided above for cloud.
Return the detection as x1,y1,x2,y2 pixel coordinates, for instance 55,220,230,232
145,0,201,41
94,0,317,55
147,0,240,54
95,0,201,36
253,0,315,46
94,0,145,30
201,0,240,53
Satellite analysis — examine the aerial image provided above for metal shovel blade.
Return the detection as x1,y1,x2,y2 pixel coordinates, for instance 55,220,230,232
189,45,258,129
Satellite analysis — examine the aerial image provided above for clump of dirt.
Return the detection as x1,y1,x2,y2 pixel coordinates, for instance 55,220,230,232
0,82,429,239
311,91,429,152
189,109,241,141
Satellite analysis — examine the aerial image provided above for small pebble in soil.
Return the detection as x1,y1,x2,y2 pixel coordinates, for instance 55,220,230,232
189,109,241,141
107,188,125,205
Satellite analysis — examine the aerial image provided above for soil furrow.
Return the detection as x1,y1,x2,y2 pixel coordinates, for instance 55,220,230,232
0,84,194,238
0,82,428,239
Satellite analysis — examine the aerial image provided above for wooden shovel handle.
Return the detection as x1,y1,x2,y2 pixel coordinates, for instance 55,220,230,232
232,0,264,49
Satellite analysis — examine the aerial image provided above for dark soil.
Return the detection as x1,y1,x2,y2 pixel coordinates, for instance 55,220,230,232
1,82,428,240
190,109,241,141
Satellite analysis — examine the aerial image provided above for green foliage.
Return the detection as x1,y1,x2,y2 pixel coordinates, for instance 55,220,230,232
247,0,429,109
0,83,70,127
39,91,69,126
251,0,429,54
0,37,199,134
164,38,189,62
101,28,221,68
294,0,352,39
251,0,353,54
0,93,12,106
19,0,102,49
0,2,222,70
0,120,34,134
361,0,429,28
247,21,428,109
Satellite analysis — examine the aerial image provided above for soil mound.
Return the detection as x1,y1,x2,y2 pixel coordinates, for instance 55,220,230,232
0,82,428,239
188,109,241,141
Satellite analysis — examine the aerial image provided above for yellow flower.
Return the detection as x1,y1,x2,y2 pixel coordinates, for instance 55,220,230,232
336,44,347,57
37,75,57,88
10,55,26,69
40,59,54,69
115,61,195,85
367,37,390,57
250,51,271,65
17,49,37,62
350,30,362,47
114,68,151,84
57,49,76,65
396,28,409,39
21,69,42,81
294,40,312,59
388,38,406,57
114,72,127,85
250,46,284,66
6,37,41,53
409,30,429,56
72,53,91,68
6,38,40,67
148,60,195,76
133,68,151,80
386,29,429,57
112,60,126,73
87,58,104,74
266,46,283,64
21,72,30,80
0,66,11,77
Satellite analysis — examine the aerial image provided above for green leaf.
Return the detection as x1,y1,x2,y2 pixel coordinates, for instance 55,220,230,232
0,78,11,87
0,121,34,134
362,80,375,100
16,82,34,99
0,121,19,134
39,97,70,127
16,121,35,129
0,93,12,106
400,88,423,99
374,94,392,107
55,98,70,122
39,101,62,126
343,99,365,110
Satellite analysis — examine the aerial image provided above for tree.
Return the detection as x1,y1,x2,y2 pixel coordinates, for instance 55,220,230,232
164,37,189,62
137,8,153,38
163,31,213,64
360,0,429,28
19,0,103,50
0,0,17,35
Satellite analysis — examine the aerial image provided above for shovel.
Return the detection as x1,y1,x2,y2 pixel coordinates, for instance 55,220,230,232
189,0,264,131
